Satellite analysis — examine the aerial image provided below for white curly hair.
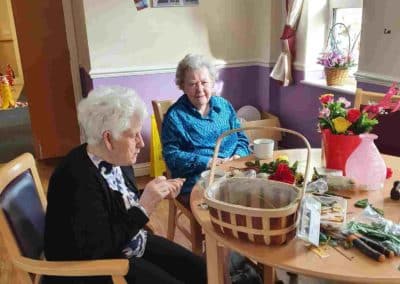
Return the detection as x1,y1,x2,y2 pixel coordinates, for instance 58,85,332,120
175,54,218,90
78,86,148,145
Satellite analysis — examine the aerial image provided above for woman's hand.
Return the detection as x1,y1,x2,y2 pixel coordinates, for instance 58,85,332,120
207,158,225,168
139,176,185,215
207,155,240,168
139,176,171,215
165,178,185,199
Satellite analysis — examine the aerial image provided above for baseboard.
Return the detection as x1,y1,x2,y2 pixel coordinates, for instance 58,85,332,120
133,162,150,177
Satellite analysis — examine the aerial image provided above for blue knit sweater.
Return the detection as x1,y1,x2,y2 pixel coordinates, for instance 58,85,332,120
161,95,249,194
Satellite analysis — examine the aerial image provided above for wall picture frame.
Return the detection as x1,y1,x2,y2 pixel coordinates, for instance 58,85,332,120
152,0,199,8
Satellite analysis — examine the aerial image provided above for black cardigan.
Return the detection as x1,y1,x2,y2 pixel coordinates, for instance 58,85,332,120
44,144,148,283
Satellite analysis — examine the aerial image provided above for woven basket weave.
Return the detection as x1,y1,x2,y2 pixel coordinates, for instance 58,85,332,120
205,126,311,245
324,67,348,86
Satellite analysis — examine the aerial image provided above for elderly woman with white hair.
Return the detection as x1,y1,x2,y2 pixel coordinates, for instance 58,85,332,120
162,54,250,203
44,86,206,284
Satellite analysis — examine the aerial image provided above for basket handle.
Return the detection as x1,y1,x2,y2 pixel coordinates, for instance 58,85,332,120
208,126,312,200
325,22,351,59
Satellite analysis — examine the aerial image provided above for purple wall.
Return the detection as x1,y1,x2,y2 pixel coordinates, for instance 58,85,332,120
91,65,268,163
269,69,355,149
86,66,391,163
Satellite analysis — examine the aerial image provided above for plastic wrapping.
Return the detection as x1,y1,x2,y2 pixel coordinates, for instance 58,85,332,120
313,195,347,229
297,195,321,246
346,206,400,255
306,178,328,194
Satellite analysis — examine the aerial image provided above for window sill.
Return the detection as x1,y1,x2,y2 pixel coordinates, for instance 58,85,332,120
300,79,356,95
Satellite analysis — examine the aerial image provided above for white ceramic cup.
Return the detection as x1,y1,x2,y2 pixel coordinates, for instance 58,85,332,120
200,168,226,187
248,138,274,159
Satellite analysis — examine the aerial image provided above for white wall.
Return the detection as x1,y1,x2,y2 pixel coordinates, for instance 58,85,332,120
358,0,400,79
71,0,91,71
79,0,273,73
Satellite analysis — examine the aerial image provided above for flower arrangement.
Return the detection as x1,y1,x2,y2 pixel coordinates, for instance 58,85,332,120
317,51,355,69
317,23,357,70
318,83,400,135
245,155,303,185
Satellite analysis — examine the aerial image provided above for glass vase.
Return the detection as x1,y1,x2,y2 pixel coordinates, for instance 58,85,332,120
345,134,386,190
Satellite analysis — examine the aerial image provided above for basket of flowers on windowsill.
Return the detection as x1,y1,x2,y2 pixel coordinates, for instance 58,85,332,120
317,23,357,86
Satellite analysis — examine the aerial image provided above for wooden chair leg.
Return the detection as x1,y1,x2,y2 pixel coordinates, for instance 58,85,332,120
167,199,177,241
190,218,203,255
262,265,276,284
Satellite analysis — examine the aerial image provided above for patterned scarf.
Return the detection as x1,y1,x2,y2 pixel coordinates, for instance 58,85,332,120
88,153,147,258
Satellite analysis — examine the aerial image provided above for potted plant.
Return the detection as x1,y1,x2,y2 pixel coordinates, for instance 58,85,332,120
317,23,357,86
318,84,400,173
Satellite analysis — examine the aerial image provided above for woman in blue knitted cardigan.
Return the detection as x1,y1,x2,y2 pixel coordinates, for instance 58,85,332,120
162,54,250,198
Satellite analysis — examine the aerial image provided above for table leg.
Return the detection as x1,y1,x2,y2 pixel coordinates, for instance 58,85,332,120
263,264,276,284
205,233,224,284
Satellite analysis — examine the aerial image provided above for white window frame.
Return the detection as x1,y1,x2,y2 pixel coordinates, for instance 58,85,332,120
328,0,363,78
301,0,364,94
328,0,363,28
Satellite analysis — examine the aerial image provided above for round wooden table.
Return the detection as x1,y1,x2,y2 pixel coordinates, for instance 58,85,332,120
190,149,400,284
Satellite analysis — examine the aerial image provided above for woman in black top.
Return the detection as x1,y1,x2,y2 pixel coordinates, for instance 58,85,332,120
44,86,206,284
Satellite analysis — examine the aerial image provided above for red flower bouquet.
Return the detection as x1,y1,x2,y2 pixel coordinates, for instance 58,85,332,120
268,163,295,184
245,155,301,185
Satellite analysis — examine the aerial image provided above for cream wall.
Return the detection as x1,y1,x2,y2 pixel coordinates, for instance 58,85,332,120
358,0,400,80
80,0,273,74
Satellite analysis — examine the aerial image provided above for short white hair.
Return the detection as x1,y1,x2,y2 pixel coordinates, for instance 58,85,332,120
175,54,218,90
78,86,148,145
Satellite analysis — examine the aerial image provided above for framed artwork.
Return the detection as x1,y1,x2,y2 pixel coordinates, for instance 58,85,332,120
134,0,149,10
152,0,199,7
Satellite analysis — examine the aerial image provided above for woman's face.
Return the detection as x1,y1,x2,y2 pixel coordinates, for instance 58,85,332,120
183,67,213,110
107,115,145,166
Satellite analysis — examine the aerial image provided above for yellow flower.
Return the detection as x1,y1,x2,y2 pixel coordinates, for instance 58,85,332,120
332,117,352,133
276,155,289,163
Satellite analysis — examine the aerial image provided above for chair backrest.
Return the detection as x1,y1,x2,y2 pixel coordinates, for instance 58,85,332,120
241,112,282,143
152,99,174,135
0,153,47,267
354,88,400,156
354,87,400,108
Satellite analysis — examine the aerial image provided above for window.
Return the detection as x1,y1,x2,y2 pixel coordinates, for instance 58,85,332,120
329,0,363,75
153,0,199,7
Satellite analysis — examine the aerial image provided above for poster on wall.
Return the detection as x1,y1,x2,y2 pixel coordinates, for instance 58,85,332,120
153,0,199,7
134,0,149,10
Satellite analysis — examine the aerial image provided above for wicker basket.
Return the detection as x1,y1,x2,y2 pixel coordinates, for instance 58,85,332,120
324,67,348,86
323,23,352,86
204,126,311,245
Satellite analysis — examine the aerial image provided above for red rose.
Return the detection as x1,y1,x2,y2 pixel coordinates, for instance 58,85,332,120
347,108,361,123
268,163,295,184
319,94,334,104
386,167,393,179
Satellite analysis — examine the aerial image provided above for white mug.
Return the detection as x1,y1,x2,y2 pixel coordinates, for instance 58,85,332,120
248,138,274,159
200,169,226,187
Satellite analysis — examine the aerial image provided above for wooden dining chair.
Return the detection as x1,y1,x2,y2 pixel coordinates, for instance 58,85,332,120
151,99,203,255
241,112,283,148
354,87,400,156
0,153,129,284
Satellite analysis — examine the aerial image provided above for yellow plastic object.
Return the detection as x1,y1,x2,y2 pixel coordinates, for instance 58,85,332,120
0,78,15,109
150,114,166,177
